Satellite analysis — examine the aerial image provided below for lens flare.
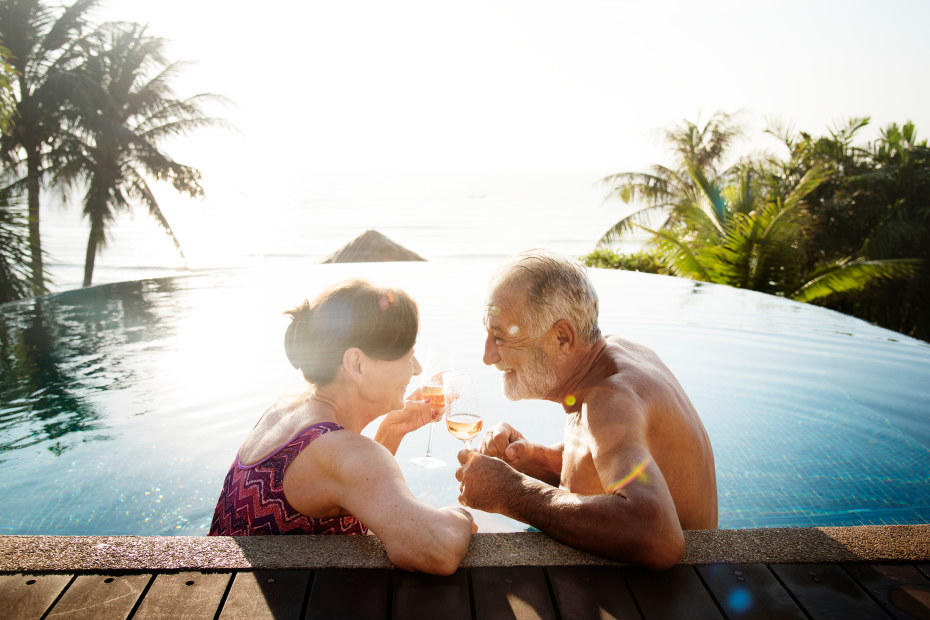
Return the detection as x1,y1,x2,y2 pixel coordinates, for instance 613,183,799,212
607,457,652,492
727,589,752,613
488,305,501,317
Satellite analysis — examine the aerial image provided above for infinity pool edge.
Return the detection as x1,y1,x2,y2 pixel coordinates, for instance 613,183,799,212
1,525,927,571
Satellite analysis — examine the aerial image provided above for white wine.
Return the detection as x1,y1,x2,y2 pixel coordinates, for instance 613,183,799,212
421,381,445,414
446,413,483,441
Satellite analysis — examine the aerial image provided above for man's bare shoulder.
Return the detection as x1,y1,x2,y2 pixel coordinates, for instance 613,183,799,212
580,336,697,427
602,335,665,367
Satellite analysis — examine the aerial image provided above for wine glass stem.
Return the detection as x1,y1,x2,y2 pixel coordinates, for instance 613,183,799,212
463,439,472,450
425,422,436,457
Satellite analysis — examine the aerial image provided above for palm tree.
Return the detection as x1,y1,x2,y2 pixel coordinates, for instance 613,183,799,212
767,119,929,337
600,113,917,304
599,111,742,247
53,22,226,287
0,175,33,302
0,43,15,133
0,0,101,295
1,45,33,302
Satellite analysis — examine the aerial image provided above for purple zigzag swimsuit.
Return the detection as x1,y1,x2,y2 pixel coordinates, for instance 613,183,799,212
209,421,368,536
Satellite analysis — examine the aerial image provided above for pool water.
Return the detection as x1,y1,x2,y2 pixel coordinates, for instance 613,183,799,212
1,261,928,534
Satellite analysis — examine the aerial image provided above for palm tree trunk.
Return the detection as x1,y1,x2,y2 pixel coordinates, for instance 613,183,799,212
83,229,98,288
26,147,43,296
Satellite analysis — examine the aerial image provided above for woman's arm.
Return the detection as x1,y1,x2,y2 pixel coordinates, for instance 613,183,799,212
287,431,473,575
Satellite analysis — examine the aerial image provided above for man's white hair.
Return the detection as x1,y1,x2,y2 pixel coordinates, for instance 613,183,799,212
492,249,601,346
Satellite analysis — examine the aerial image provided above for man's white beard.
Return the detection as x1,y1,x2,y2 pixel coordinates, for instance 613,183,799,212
501,344,559,401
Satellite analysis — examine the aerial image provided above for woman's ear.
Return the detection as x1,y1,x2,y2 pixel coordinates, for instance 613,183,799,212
342,348,365,385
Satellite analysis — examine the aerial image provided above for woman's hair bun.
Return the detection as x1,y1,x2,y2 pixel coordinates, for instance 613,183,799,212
283,299,313,371
282,279,418,386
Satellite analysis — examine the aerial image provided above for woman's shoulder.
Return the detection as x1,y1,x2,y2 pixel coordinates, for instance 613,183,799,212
239,401,337,465
293,424,395,481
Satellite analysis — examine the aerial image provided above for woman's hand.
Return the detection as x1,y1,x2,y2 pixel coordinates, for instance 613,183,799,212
387,397,440,435
374,398,438,455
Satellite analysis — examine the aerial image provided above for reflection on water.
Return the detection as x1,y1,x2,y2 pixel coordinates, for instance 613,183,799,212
0,262,929,535
0,279,179,459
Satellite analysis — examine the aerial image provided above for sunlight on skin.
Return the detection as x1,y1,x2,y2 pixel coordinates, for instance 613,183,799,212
606,457,653,493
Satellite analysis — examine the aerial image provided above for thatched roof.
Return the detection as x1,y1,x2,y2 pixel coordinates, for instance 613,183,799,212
319,229,427,263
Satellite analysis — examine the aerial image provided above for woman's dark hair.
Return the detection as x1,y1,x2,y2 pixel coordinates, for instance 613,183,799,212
283,279,419,386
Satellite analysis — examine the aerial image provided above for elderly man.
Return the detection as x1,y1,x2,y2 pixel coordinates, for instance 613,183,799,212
456,249,717,570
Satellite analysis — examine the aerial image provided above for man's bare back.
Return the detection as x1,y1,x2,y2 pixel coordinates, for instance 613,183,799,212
560,335,717,530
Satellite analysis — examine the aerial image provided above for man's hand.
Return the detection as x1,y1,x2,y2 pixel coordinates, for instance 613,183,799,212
455,449,522,515
479,422,562,486
479,422,532,466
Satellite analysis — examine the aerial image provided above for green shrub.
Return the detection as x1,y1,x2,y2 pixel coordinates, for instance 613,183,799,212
580,249,668,274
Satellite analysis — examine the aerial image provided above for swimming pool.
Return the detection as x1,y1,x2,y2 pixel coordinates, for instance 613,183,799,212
1,261,928,534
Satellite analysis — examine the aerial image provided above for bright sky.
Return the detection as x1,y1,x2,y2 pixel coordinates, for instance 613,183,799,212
99,0,930,183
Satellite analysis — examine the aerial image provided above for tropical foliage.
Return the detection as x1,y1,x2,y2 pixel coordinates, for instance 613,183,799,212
0,173,33,301
581,248,669,274
52,22,225,287
589,112,926,340
0,0,224,300
0,0,100,296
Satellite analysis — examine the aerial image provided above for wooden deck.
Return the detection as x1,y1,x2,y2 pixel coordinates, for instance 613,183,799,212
3,562,929,619
1,528,929,619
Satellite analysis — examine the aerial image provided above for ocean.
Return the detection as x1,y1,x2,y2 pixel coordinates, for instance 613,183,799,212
39,169,639,292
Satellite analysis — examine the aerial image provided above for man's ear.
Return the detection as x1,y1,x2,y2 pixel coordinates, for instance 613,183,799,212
552,319,576,357
342,348,365,385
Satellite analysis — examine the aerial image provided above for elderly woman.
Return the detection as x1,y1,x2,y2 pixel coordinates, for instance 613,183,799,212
209,279,474,575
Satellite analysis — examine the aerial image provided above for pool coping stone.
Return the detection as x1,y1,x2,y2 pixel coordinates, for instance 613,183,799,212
1,525,927,572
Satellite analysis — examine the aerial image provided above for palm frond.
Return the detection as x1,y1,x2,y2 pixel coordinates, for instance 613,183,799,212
597,205,669,247
790,257,920,303
123,167,185,260
782,164,832,211
650,228,712,281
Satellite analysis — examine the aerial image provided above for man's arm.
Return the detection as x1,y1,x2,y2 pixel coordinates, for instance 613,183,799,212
478,422,563,486
457,392,684,570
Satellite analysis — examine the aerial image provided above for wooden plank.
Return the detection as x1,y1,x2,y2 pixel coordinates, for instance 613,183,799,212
547,565,640,620
696,563,806,620
844,563,930,620
0,573,72,620
471,566,558,620
218,570,312,620
624,565,724,620
45,573,151,619
392,569,471,620
918,563,930,581
132,570,232,620
770,563,889,619
306,568,390,620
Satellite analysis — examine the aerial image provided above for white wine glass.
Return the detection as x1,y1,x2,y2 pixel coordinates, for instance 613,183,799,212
442,370,483,450
410,347,452,468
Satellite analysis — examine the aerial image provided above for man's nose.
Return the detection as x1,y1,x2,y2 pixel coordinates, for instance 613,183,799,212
482,334,500,366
